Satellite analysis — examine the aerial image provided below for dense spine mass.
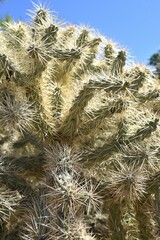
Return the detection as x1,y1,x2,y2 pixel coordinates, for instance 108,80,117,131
0,3,160,239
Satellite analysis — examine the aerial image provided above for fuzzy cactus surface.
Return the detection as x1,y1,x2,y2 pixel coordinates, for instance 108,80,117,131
0,3,160,240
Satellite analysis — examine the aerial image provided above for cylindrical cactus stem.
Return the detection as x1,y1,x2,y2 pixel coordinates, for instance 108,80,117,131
108,202,126,240
129,66,147,91
59,84,95,139
41,24,58,45
76,29,89,48
104,42,115,65
80,99,125,135
121,204,140,240
129,118,158,142
148,180,160,238
81,141,115,166
135,199,155,240
153,189,160,238
111,50,126,76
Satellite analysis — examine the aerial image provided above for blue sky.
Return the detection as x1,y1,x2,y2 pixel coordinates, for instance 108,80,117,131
0,0,160,64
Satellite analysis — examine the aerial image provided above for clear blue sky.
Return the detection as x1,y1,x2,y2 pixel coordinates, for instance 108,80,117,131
0,0,160,64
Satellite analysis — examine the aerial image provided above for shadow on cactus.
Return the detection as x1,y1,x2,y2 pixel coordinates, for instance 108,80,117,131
0,2,160,240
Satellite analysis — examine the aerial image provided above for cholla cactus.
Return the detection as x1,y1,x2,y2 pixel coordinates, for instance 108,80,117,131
0,3,160,240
